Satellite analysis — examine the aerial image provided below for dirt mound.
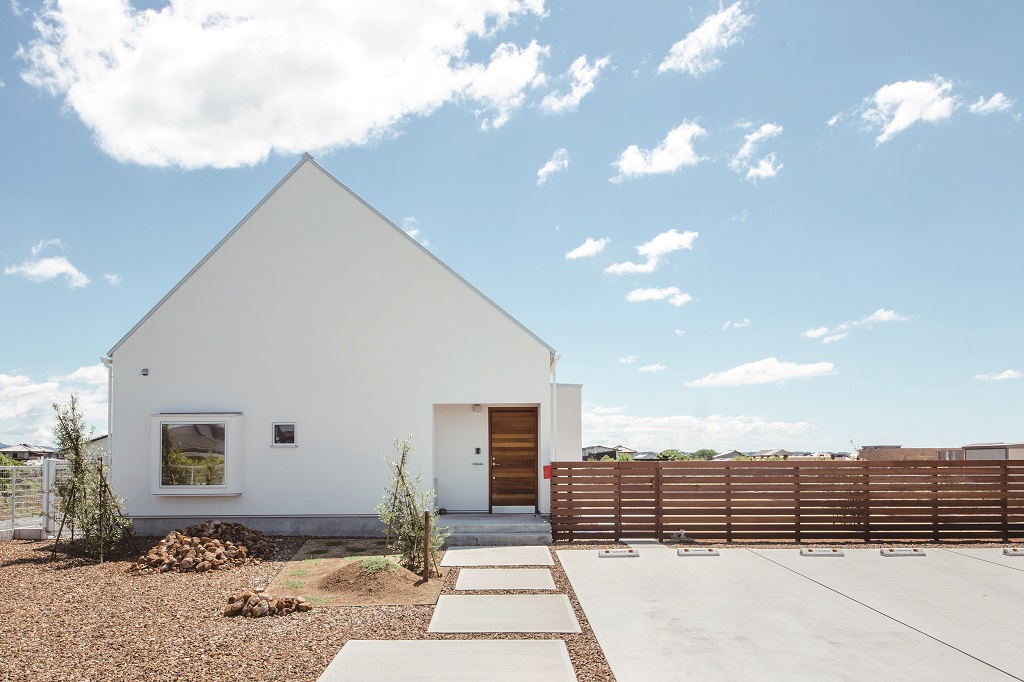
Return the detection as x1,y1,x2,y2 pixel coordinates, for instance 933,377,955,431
317,559,426,603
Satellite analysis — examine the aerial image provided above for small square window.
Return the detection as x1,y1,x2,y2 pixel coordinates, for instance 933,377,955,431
273,423,296,446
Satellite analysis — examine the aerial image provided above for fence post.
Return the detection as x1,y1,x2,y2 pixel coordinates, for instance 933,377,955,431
614,462,622,541
423,510,430,582
794,464,801,544
932,463,940,542
1002,462,1009,544
10,466,15,529
42,458,54,533
655,463,663,542
725,462,732,544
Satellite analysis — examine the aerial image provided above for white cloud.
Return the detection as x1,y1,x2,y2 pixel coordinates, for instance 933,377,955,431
18,1,548,168
639,363,669,373
605,228,698,273
826,113,843,127
611,121,706,183
861,76,958,144
722,319,750,330
402,217,432,250
537,148,570,185
732,209,749,223
465,40,550,129
969,92,1015,116
686,357,835,388
625,286,692,307
51,364,108,385
674,329,686,336
103,273,122,285
619,355,637,365
31,238,63,255
657,1,753,78
540,54,610,113
0,367,108,444
583,405,808,452
730,123,783,182
975,369,1021,382
566,237,610,259
803,308,908,344
4,256,90,288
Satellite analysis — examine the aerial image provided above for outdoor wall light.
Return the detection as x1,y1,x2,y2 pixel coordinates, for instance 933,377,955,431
141,368,149,376
472,404,482,413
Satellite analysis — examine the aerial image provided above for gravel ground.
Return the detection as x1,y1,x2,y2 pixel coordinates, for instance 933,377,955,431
0,538,614,682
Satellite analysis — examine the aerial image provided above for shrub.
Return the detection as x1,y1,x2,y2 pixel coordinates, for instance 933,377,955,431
376,435,450,577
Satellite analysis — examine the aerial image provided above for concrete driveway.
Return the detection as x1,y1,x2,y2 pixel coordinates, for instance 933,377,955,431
558,543,1024,681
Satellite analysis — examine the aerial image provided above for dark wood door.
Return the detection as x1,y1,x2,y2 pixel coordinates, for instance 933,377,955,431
488,407,538,511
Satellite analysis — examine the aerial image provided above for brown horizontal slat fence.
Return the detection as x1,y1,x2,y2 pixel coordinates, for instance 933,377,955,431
550,460,1024,542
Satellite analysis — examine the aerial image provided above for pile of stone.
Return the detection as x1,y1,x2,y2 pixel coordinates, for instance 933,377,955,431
181,520,273,558
223,590,312,617
129,521,273,575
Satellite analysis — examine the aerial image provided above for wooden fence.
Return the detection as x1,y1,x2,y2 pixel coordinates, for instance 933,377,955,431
549,460,1024,542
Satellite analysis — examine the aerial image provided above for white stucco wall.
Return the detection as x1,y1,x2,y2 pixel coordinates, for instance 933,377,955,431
109,158,565,527
554,384,582,462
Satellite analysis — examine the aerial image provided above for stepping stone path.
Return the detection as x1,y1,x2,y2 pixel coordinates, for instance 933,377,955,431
319,545,580,681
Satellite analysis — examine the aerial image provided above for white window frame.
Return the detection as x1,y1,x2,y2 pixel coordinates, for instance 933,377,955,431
272,422,297,447
151,413,241,495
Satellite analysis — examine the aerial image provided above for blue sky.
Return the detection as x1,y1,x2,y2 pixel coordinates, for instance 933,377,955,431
1,1,1021,452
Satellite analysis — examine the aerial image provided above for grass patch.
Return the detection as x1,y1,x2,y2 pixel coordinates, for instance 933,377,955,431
301,558,324,564
284,580,306,589
346,546,367,553
323,540,343,547
360,556,399,575
287,569,310,577
306,549,328,555
374,539,387,545
304,595,332,605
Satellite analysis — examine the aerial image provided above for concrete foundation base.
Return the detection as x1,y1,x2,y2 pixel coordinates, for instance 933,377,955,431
130,515,386,537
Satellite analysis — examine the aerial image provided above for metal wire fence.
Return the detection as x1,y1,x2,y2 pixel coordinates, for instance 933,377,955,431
0,460,70,536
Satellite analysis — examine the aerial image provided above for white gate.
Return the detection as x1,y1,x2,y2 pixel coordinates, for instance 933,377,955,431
0,459,69,540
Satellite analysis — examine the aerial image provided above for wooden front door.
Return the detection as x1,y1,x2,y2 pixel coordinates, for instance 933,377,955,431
488,407,538,511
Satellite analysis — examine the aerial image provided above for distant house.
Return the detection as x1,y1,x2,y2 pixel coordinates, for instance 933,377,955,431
0,444,58,462
582,445,636,460
752,449,790,459
712,450,743,460
632,451,659,461
857,445,964,461
106,155,583,536
962,443,1024,460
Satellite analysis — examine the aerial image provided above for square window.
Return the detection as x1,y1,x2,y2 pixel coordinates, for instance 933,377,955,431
273,423,296,446
151,413,240,495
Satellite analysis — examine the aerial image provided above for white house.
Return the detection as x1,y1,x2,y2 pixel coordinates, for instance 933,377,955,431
106,154,582,536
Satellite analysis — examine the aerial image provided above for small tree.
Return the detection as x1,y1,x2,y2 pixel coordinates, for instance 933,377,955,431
691,449,718,461
657,449,686,461
376,435,449,578
0,452,19,467
51,394,133,562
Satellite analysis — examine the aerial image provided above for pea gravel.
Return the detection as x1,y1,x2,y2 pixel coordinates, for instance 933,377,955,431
0,538,615,682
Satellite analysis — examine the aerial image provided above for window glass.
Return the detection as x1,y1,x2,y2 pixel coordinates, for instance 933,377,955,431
160,422,226,486
273,423,296,445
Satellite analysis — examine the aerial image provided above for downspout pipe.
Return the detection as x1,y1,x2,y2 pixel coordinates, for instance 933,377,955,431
549,352,561,463
100,356,112,458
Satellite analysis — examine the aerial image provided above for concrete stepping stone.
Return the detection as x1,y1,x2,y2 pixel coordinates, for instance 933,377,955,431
429,594,581,633
455,568,557,591
442,545,554,567
318,640,577,681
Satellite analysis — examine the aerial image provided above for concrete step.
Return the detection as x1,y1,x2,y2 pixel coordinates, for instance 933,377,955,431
445,531,552,546
438,513,552,546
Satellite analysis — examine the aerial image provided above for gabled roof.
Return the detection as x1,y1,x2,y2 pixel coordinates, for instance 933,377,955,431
109,154,555,357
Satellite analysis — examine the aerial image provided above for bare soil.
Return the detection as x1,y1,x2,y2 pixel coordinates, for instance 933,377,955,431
264,537,445,606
